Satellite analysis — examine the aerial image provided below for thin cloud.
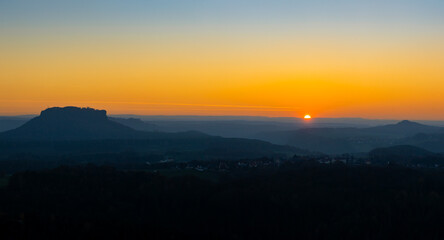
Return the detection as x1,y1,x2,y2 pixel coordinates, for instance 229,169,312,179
0,100,299,111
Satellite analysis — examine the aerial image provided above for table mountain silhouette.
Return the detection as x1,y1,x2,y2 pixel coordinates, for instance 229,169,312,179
0,107,144,140
0,107,307,157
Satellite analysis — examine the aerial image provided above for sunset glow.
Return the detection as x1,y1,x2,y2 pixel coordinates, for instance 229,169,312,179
1,1,443,119
1,3,444,236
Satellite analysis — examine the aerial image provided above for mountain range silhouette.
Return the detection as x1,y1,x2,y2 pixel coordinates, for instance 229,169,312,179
256,119,444,154
0,107,304,159
1,106,444,155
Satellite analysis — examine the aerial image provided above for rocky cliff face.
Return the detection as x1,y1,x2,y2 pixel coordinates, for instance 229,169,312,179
40,107,108,122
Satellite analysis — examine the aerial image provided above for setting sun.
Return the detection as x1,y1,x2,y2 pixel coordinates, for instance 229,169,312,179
1,1,443,238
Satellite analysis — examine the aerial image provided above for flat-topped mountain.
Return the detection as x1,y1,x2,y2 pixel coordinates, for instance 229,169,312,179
40,107,108,122
0,107,143,140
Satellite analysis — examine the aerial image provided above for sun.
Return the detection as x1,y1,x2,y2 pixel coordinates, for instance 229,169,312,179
304,114,312,119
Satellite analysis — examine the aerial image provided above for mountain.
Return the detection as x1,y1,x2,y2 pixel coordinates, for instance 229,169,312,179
0,107,146,140
256,120,444,154
0,107,307,160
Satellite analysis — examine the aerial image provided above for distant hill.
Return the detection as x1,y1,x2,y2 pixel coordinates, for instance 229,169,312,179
0,107,151,140
369,145,442,166
109,117,158,132
111,115,402,127
256,120,444,154
0,117,28,132
365,120,443,136
107,116,407,138
109,116,303,138
148,120,301,138
370,145,436,158
401,133,444,153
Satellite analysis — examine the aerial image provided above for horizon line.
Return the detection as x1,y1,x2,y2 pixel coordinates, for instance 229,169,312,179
2,112,444,122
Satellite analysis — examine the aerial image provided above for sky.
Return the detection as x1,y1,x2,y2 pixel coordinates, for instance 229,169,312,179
0,0,443,119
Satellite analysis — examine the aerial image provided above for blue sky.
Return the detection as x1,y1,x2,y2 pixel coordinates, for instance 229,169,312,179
1,0,443,28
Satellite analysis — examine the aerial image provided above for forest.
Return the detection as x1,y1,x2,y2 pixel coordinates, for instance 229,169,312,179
1,162,443,240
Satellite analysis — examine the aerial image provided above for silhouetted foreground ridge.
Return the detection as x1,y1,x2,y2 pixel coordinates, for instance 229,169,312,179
0,164,443,239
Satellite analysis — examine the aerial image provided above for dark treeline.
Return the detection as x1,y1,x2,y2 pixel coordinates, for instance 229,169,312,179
0,152,164,174
1,163,443,239
0,138,300,173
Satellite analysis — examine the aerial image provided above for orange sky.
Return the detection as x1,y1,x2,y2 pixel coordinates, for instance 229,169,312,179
1,1,443,119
